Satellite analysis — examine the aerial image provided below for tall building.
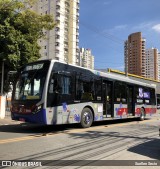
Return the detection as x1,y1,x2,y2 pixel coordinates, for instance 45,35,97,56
157,52,160,80
145,48,158,80
31,0,80,65
79,48,94,69
124,32,146,77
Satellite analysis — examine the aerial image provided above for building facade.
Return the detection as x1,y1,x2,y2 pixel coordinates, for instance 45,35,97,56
31,0,80,65
124,32,146,77
158,52,160,80
79,48,94,69
145,48,158,80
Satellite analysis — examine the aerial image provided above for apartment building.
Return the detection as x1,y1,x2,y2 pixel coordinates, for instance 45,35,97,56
124,32,146,77
145,48,158,80
31,0,80,65
79,48,94,69
157,52,160,80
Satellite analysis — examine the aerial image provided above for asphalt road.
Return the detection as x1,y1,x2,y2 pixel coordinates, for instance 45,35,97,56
0,114,160,169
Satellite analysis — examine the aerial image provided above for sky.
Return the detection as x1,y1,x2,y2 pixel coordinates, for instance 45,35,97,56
79,0,160,71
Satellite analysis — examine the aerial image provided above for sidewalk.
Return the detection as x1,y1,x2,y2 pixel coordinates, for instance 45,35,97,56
0,116,22,125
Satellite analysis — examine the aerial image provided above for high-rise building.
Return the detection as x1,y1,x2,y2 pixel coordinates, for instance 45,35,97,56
79,48,94,69
31,0,80,65
145,48,158,80
124,32,146,77
158,52,160,80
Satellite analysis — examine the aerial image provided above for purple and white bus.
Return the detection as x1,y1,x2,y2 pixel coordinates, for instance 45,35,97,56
11,59,157,128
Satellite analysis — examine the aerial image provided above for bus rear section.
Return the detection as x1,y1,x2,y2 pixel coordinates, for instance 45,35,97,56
108,80,157,120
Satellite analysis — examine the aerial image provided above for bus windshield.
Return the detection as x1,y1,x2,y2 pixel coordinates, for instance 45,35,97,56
13,61,50,101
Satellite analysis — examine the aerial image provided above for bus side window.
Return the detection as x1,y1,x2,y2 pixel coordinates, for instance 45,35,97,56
135,86,144,104
48,74,60,94
81,82,94,100
143,88,150,104
47,73,59,107
61,76,71,95
49,79,54,93
150,88,156,105
114,81,126,103
76,74,94,101
76,80,83,100
95,79,102,101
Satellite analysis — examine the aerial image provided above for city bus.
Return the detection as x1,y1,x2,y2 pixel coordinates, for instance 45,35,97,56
11,59,157,128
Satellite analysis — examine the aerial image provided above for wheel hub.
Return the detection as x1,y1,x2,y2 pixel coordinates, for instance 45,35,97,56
83,112,90,124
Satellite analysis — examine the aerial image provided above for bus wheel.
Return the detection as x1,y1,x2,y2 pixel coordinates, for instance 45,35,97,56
139,108,145,121
80,108,93,128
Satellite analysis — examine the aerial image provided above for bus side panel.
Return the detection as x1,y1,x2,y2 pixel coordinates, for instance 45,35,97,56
45,102,104,125
145,106,157,115
114,104,128,118
135,105,157,117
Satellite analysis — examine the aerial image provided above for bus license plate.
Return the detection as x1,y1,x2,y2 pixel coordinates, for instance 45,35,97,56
19,118,25,122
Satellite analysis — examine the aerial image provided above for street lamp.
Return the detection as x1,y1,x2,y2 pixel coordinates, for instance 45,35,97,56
1,59,5,96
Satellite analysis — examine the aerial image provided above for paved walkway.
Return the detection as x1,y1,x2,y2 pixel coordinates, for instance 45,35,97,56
0,116,22,125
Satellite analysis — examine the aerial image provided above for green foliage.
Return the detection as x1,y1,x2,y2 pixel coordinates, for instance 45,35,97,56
0,0,56,93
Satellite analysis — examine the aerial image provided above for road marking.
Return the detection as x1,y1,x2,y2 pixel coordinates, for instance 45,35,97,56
0,118,159,144
0,135,42,144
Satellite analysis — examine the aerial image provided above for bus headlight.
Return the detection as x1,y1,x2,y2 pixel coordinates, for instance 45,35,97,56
32,104,43,114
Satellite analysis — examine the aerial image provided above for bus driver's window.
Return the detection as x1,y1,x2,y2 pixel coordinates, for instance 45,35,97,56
49,79,54,93
48,75,59,94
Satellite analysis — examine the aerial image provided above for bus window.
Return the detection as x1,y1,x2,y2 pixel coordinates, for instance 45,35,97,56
150,88,156,105
61,76,71,95
114,81,126,103
81,82,94,100
48,74,60,94
76,74,94,101
143,88,150,104
76,80,83,100
47,73,72,106
47,73,59,106
135,86,143,104
95,79,102,101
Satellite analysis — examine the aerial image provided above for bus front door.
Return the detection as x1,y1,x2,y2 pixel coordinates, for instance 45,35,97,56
103,82,113,118
127,86,134,116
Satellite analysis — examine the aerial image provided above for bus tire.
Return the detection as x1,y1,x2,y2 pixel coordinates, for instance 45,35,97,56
80,108,93,128
139,108,145,121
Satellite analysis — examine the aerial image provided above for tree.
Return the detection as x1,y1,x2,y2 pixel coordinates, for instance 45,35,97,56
0,0,56,94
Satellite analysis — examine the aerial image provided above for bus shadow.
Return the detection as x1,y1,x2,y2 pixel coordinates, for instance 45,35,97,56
128,139,160,160
0,118,153,135
92,118,143,127
0,123,77,135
